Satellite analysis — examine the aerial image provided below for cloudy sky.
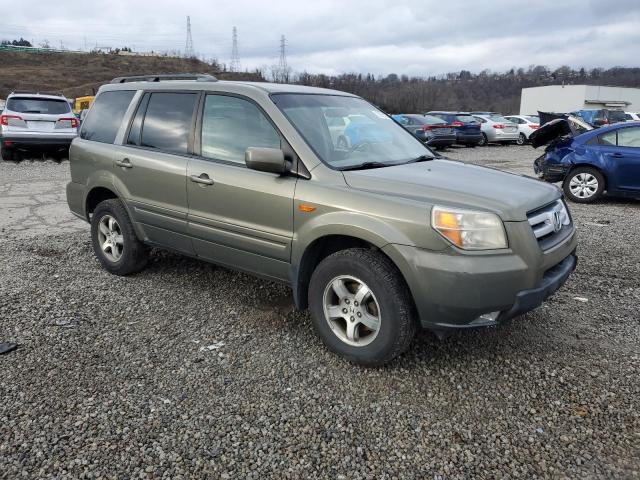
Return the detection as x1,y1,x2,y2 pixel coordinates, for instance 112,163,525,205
4,0,640,76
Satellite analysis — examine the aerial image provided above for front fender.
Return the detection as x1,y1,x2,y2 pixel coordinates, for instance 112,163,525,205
291,210,415,266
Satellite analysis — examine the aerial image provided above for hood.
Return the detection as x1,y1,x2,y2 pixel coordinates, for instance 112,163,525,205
530,116,592,148
343,159,560,221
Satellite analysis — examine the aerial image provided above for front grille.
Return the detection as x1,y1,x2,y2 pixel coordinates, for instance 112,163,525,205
527,199,572,250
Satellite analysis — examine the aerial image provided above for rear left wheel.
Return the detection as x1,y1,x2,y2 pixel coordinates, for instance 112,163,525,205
1,147,15,161
308,248,417,366
516,133,526,145
91,199,149,275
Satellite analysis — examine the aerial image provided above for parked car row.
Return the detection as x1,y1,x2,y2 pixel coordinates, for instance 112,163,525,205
392,111,540,148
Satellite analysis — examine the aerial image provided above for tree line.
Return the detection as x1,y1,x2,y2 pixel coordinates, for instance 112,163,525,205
290,66,640,114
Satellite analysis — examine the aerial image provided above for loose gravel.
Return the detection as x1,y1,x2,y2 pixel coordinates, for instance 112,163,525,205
1,146,639,479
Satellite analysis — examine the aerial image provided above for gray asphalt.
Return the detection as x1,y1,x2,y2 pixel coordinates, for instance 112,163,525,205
1,146,638,479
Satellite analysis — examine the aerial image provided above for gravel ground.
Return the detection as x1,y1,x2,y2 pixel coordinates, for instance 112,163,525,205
1,146,639,479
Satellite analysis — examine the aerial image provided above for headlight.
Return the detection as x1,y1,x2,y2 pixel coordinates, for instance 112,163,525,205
431,206,507,250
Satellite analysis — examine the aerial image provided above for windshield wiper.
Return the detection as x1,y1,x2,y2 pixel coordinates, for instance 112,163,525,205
340,161,390,171
405,154,434,164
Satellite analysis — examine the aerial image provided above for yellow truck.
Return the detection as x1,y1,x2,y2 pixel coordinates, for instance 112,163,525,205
73,96,94,115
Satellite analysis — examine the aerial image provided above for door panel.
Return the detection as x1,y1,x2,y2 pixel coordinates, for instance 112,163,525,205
596,127,640,192
186,157,296,280
111,145,192,251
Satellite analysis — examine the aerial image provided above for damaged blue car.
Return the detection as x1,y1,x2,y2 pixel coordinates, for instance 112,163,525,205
532,117,640,203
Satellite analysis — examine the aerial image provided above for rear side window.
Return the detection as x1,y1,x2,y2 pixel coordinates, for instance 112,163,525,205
200,95,280,164
140,92,198,154
617,127,640,147
81,90,135,143
599,131,617,146
7,97,71,114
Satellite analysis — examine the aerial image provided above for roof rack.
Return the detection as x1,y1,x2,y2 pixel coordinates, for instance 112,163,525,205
110,73,218,84
10,90,66,97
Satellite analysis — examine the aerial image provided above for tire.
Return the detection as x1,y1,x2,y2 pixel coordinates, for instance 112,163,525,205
308,248,417,366
563,167,605,203
516,133,526,145
478,133,488,146
1,147,15,161
91,199,148,275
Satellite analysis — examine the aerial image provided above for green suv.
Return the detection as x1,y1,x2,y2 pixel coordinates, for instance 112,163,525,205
66,74,578,366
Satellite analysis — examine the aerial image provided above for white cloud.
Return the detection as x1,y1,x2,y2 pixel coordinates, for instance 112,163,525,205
4,0,640,76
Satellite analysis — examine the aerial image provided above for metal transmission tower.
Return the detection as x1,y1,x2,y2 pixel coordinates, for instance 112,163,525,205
230,26,240,72
277,34,289,82
184,16,195,58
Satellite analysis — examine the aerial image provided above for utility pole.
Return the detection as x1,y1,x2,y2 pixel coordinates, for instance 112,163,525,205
184,16,195,58
230,26,240,72
277,34,288,83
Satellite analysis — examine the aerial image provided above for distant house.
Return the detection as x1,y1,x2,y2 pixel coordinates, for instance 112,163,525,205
519,85,640,115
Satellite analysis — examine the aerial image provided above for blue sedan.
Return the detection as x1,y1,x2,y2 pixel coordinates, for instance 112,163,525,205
533,120,640,203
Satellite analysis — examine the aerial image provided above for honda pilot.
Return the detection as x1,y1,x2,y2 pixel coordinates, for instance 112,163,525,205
66,74,578,366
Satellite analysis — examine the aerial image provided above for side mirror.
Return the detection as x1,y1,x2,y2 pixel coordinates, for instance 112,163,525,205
245,147,287,174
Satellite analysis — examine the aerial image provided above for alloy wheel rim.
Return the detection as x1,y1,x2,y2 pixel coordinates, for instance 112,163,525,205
322,275,381,347
97,215,124,262
569,173,598,198
517,133,525,145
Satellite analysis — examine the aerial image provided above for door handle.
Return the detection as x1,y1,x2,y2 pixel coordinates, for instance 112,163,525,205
190,173,214,185
115,158,133,168
611,152,623,158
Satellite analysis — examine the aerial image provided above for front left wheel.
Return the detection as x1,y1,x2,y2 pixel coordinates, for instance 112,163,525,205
308,248,417,366
563,167,605,203
91,199,149,275
516,133,527,145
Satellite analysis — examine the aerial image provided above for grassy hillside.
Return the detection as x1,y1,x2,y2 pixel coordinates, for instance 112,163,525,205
0,51,263,99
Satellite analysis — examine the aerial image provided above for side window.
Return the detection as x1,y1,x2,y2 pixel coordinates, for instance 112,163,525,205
127,93,150,146
599,131,617,146
80,90,135,143
201,95,280,164
617,127,640,147
140,92,198,155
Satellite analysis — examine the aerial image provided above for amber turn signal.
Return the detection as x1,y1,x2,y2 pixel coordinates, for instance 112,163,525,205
298,204,316,213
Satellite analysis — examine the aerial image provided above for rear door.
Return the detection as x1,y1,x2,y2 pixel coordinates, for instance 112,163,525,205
603,127,640,192
111,91,199,253
186,93,297,281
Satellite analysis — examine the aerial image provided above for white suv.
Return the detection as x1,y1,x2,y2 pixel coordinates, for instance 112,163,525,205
1,91,78,160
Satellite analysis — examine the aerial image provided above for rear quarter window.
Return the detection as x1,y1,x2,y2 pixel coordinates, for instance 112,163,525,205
81,90,135,144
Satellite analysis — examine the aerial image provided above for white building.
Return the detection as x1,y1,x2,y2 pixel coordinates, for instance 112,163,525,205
519,85,640,115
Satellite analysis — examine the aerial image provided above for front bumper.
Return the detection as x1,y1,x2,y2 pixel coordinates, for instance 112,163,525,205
382,223,578,331
533,155,570,182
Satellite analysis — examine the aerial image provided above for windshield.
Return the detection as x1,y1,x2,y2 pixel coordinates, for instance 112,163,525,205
7,97,71,114
271,94,432,170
